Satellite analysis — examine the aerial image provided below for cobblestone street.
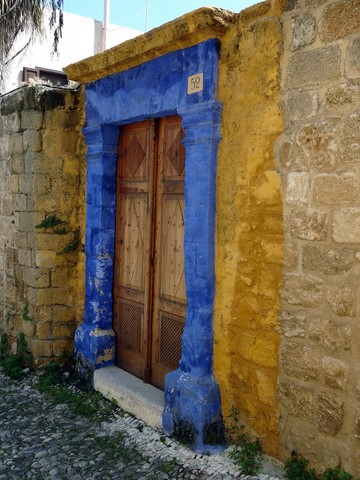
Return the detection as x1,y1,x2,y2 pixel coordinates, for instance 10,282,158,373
0,370,283,480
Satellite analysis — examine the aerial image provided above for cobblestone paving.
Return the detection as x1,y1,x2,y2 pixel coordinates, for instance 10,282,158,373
0,370,283,480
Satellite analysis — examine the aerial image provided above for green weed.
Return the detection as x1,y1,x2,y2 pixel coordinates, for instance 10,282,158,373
22,304,32,322
0,333,10,359
227,406,263,476
35,214,66,229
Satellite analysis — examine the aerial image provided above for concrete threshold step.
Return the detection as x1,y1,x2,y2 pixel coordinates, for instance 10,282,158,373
93,366,164,430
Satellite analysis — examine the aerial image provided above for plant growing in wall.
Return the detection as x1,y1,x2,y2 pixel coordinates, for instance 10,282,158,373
227,406,263,475
35,214,67,233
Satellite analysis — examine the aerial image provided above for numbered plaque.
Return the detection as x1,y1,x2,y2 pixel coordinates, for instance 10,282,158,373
187,73,204,94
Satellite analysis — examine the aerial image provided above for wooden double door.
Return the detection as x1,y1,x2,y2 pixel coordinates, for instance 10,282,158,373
113,116,187,390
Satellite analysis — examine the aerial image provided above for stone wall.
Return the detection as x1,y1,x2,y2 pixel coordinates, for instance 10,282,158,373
214,0,284,458
278,0,360,474
0,86,85,364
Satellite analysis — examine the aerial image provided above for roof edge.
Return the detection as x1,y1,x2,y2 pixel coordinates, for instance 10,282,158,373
64,7,236,84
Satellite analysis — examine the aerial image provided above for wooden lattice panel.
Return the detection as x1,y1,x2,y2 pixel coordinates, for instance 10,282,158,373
118,302,143,353
159,312,184,369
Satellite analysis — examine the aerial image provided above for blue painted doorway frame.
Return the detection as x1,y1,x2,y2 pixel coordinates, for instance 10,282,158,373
75,39,224,452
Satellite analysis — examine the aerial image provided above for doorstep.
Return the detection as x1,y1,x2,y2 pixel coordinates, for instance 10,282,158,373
93,366,164,430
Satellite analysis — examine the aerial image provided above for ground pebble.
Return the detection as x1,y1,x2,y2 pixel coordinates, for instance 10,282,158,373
0,370,283,480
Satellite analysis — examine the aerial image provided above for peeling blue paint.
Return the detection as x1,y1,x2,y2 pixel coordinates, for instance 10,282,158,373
75,39,224,452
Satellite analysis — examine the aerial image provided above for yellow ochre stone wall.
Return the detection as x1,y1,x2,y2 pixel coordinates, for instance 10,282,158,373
214,1,284,457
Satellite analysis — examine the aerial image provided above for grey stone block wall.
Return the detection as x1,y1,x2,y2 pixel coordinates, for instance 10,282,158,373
278,0,360,474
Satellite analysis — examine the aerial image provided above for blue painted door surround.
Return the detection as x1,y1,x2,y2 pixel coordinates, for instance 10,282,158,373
74,39,225,452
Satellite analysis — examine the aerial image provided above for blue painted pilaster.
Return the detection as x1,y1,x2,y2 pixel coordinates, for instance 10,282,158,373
74,124,119,377
163,101,225,453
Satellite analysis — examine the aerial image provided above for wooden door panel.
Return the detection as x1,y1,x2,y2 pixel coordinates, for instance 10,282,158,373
114,116,186,389
114,120,154,379
118,195,147,290
151,116,187,390
160,195,186,302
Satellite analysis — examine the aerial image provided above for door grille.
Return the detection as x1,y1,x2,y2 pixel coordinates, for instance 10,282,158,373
159,313,184,369
119,302,142,353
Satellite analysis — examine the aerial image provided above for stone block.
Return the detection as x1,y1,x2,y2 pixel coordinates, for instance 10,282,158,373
21,319,35,338
346,37,360,79
10,155,24,174
17,249,32,267
316,390,344,434
51,268,70,288
319,0,360,42
36,322,52,340
256,370,276,407
302,245,355,275
281,341,320,381
21,110,44,131
35,251,63,268
282,273,323,307
296,123,338,169
2,197,13,216
34,174,51,195
332,208,360,243
286,172,309,204
280,310,306,338
290,210,328,241
285,0,300,10
52,305,76,323
355,408,360,438
291,13,316,51
53,323,74,338
284,242,299,268
19,174,34,194
305,0,328,6
13,194,27,212
309,318,351,352
4,112,20,134
31,339,53,358
312,174,358,205
8,133,23,155
340,114,360,163
327,284,354,316
23,130,42,153
28,287,70,306
322,356,349,391
324,84,360,113
279,380,314,417
23,268,50,288
284,424,317,458
287,46,341,89
31,305,53,322
9,174,19,194
53,338,73,357
287,91,318,123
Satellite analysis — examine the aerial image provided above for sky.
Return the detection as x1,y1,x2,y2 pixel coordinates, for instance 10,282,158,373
63,0,260,32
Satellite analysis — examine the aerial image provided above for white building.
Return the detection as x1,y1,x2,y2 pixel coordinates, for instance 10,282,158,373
2,10,142,94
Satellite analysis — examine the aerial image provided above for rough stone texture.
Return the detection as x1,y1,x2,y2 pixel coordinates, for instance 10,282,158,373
319,0,360,42
322,356,349,391
316,390,344,435
291,13,316,51
287,91,318,122
286,172,309,204
340,114,360,163
346,37,360,79
332,208,360,243
290,210,328,241
279,380,314,417
302,245,355,275
287,47,341,89
281,341,320,381
308,318,351,352
296,123,338,169
280,310,306,338
326,285,354,316
312,174,358,205
0,86,85,364
282,273,323,307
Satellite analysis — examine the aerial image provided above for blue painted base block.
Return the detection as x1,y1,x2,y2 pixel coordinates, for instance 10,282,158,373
74,324,115,379
163,369,225,454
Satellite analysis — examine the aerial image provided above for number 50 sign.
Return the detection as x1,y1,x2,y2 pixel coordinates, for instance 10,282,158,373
187,73,204,94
